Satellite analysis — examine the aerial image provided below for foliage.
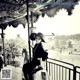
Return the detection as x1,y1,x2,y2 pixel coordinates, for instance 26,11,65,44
45,34,80,53
4,35,27,54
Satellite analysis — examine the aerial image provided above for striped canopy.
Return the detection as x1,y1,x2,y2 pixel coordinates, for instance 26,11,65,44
0,0,79,29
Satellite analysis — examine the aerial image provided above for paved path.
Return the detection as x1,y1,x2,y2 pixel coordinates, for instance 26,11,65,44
0,56,24,80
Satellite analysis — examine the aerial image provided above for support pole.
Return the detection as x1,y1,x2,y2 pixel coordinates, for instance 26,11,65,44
31,12,33,28
1,28,6,66
73,66,76,80
31,12,34,57
26,0,31,61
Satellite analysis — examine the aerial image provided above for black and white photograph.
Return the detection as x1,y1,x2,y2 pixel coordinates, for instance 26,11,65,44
0,0,80,80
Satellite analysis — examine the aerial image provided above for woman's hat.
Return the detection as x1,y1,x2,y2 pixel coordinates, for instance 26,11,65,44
36,32,45,42
29,33,37,41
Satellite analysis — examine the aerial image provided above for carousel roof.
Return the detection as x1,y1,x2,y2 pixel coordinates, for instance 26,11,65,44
0,0,79,29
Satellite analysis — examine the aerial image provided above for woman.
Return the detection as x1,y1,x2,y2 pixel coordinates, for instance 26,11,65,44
31,33,49,80
30,32,48,66
33,33,45,60
22,32,48,80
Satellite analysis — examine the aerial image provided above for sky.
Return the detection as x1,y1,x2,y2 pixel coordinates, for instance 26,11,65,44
0,2,80,40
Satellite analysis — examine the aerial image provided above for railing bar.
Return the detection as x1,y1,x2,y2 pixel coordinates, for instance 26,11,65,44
57,66,59,80
52,64,53,80
59,66,61,80
76,71,80,74
76,66,80,68
47,61,72,68
47,63,48,72
48,58,74,66
46,59,48,71
73,66,76,80
49,62,50,75
79,74,80,80
46,58,80,80
65,68,67,80
62,67,63,80
54,64,55,80
47,61,73,70
56,65,58,80
69,69,71,80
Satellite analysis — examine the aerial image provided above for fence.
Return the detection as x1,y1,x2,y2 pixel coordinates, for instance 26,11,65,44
46,58,80,80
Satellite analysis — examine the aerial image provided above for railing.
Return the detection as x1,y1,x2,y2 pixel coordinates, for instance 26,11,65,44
76,66,80,80
46,58,80,80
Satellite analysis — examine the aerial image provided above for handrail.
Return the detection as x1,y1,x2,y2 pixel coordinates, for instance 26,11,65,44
76,66,80,68
48,58,74,66
46,58,80,80
47,61,73,70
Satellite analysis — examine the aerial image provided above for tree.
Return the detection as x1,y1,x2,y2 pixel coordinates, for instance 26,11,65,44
4,35,27,55
68,41,73,48
54,39,67,53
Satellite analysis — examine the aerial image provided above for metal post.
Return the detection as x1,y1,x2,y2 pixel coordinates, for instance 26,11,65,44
26,0,31,61
1,28,6,66
46,59,48,71
73,66,76,80
31,12,34,57
31,12,33,28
